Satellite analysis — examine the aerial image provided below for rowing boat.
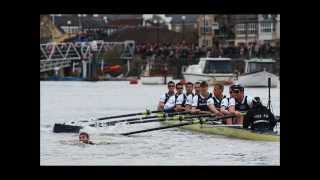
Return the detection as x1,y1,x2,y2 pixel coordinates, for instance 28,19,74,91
162,119,280,142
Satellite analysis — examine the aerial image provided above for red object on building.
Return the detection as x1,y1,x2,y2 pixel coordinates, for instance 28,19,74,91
103,65,122,73
129,79,138,84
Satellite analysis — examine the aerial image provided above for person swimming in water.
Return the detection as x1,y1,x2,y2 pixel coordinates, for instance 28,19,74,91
79,132,94,145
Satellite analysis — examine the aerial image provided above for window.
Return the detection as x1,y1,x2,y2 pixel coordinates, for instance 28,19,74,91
261,22,272,33
236,24,245,34
203,39,206,46
248,62,274,73
248,23,256,34
203,61,233,74
263,15,269,20
202,26,212,33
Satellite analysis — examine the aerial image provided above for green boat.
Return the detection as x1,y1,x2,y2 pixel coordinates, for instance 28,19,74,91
162,120,280,142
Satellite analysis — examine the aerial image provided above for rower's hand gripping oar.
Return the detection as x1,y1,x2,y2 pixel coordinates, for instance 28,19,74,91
121,114,236,136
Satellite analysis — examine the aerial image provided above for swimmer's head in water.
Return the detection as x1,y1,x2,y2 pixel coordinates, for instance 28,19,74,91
79,132,90,144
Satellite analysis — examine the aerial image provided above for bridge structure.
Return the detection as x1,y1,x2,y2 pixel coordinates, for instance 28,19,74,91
40,40,135,80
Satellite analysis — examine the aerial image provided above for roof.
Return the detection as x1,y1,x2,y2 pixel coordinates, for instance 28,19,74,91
102,14,143,20
245,58,276,63
53,14,143,27
230,15,258,23
107,19,143,26
166,14,199,24
107,26,197,44
200,57,232,61
54,15,106,27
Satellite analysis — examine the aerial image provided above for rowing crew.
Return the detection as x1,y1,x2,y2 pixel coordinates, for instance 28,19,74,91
157,81,277,131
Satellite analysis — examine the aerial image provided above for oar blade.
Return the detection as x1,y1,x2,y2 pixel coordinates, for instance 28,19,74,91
53,123,82,133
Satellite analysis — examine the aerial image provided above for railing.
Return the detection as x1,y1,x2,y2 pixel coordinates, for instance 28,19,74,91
40,41,135,73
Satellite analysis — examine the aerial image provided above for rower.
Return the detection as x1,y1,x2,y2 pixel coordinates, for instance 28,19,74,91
194,81,201,95
157,81,176,113
191,81,223,116
79,132,94,145
174,82,187,112
184,82,195,111
221,84,256,124
244,97,277,131
212,83,226,110
220,87,242,124
231,84,255,112
231,84,256,124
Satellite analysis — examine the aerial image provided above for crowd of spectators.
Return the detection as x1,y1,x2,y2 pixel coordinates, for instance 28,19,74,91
134,41,280,61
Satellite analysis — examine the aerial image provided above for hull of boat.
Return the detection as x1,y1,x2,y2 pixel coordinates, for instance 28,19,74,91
141,76,174,85
182,73,235,85
162,120,279,141
236,71,278,87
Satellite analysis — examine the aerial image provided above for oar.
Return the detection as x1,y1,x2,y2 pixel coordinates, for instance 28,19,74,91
77,109,162,123
203,124,243,128
53,111,190,133
89,112,201,127
126,113,213,125
121,115,236,136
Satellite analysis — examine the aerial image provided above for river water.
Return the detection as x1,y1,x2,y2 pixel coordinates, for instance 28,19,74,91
40,81,280,165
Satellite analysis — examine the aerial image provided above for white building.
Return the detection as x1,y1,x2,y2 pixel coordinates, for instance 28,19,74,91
276,15,280,40
258,15,273,44
233,15,258,46
257,14,280,45
197,15,216,47
142,14,172,30
233,14,280,46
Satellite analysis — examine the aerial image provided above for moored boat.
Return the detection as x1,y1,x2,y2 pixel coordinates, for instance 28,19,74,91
236,58,278,87
182,57,236,85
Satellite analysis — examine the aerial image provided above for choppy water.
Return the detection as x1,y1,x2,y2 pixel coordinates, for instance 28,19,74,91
40,81,280,165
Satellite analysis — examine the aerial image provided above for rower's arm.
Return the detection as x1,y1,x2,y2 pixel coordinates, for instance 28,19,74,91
220,98,232,115
220,106,231,115
228,105,236,114
191,106,200,113
184,104,192,111
157,101,165,111
207,98,222,115
208,104,222,115
174,104,185,112
158,94,166,111
174,95,185,111
190,95,200,113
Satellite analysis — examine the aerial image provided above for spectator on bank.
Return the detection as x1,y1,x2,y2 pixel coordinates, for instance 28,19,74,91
254,43,260,57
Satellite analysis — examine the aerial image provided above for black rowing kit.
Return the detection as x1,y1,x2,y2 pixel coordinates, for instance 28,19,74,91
243,98,277,132
175,92,194,107
164,92,174,104
212,95,226,109
196,93,213,111
163,92,175,113
235,96,251,111
175,93,187,106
